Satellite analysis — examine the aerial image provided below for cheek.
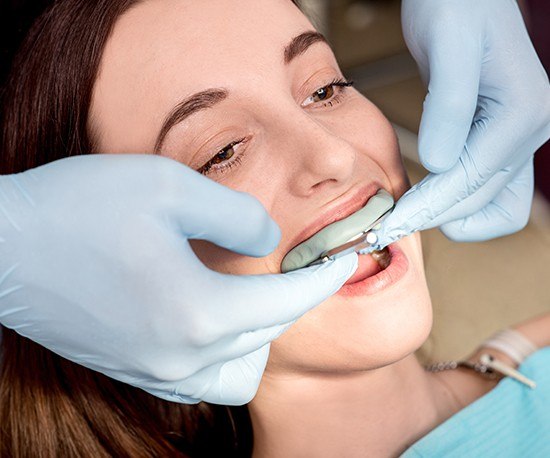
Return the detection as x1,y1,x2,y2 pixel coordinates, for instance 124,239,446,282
188,170,289,275
190,240,279,274
336,96,410,195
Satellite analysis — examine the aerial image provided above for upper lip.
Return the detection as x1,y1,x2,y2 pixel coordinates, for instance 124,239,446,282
286,182,386,252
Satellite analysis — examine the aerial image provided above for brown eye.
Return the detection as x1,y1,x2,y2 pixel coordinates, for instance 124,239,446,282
311,85,335,103
301,80,354,107
198,139,245,175
211,144,236,164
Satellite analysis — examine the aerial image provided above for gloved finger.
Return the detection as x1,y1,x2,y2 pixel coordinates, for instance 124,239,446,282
375,112,532,248
141,387,201,405
404,97,538,231
151,345,271,405
416,164,517,230
168,165,281,257
417,13,482,173
200,345,271,405
204,253,357,337
195,321,294,371
373,169,500,248
372,170,469,248
375,159,518,248
440,160,534,242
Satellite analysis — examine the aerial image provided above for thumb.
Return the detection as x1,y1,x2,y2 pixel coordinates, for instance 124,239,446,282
154,346,271,405
170,166,281,257
372,177,439,248
201,345,271,405
210,253,359,334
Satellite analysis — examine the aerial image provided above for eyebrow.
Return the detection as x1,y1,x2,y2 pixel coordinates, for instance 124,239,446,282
284,31,328,64
154,89,228,152
155,31,329,152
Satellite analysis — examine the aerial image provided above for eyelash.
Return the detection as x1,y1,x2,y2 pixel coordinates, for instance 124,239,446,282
302,78,354,108
198,78,354,176
197,138,247,175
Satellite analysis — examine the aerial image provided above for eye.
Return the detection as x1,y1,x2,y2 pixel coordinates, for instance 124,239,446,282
211,143,236,164
311,85,335,103
198,138,246,175
302,79,354,108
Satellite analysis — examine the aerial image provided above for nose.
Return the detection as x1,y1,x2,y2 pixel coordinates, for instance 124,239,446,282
279,112,357,197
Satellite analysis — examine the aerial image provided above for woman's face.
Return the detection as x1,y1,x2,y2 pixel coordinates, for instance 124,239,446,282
91,0,432,373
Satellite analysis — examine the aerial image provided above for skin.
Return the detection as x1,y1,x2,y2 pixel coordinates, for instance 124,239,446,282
90,1,549,456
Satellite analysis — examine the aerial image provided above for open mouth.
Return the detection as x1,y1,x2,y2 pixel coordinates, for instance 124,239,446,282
344,245,392,285
338,241,409,297
280,188,394,273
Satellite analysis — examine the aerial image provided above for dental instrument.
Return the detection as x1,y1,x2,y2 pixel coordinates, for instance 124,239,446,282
281,189,395,273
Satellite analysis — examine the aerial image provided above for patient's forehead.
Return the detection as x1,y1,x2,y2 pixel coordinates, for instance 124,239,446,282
91,0,312,153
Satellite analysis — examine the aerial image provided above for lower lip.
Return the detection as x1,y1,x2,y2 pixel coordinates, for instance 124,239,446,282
337,243,409,297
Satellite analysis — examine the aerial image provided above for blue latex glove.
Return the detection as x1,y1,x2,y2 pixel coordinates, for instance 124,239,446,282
0,155,357,405
375,0,550,246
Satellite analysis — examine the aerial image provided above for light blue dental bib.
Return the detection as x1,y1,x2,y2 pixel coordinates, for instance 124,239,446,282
402,347,550,457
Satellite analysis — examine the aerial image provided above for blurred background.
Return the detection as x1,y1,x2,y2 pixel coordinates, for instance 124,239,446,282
1,0,550,361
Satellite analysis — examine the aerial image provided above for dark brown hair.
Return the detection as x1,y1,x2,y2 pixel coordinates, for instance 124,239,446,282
0,0,329,455
0,328,252,456
1,0,125,173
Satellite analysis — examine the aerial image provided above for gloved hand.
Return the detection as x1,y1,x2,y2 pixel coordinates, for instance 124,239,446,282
0,154,357,405
375,0,550,246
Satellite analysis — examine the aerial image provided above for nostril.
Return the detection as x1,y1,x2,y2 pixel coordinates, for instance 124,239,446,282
311,178,338,191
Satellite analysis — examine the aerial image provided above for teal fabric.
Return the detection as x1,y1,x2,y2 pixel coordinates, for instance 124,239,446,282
402,347,550,457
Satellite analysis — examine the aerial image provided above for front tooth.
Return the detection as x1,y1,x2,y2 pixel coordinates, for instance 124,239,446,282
281,189,394,273
371,248,391,269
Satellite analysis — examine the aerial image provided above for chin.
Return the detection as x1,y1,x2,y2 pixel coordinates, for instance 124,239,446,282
268,295,432,374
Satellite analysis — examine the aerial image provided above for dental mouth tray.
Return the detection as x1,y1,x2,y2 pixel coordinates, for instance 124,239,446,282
281,189,394,273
